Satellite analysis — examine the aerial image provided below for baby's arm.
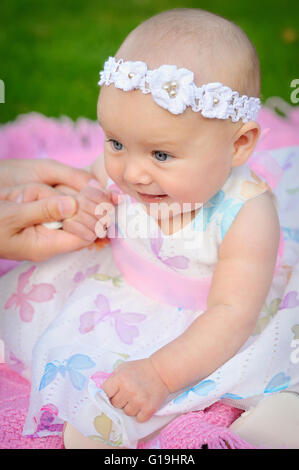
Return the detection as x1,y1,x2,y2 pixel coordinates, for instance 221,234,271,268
103,191,280,422
150,191,280,392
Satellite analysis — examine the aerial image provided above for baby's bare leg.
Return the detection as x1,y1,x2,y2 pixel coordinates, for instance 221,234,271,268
63,422,127,449
229,392,299,449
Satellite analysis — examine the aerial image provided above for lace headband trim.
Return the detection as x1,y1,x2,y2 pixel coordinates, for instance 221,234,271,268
98,57,261,123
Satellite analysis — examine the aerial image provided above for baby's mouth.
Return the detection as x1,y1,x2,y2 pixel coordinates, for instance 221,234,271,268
137,192,168,202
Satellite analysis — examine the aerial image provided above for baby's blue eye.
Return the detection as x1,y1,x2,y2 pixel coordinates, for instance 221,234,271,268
107,139,123,151
154,151,172,162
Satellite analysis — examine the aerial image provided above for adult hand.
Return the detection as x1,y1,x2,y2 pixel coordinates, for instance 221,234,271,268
0,183,93,262
0,158,93,191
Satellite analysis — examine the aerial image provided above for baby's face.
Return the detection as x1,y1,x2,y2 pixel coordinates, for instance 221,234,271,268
98,85,239,212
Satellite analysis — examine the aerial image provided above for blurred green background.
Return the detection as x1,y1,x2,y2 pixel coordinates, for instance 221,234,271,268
0,0,298,124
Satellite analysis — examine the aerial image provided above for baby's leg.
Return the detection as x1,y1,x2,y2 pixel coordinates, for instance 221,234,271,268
229,392,299,449
63,422,127,449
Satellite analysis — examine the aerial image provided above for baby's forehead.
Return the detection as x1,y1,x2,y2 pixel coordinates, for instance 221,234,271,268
97,84,237,140
115,10,259,97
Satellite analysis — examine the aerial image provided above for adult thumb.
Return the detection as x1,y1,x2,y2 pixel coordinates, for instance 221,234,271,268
14,196,77,229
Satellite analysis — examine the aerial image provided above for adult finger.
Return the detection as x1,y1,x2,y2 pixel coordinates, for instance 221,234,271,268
0,183,60,203
35,159,93,191
12,196,78,230
29,225,94,261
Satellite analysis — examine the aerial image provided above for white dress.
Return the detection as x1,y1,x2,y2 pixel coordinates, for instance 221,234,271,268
0,159,298,449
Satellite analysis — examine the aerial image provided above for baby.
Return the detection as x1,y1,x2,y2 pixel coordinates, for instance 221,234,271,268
1,8,298,449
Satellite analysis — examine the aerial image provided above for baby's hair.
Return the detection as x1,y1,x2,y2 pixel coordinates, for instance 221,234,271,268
116,8,261,99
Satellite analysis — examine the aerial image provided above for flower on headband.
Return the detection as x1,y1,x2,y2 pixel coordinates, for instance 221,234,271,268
199,83,233,119
98,57,261,122
98,57,118,86
146,65,196,114
114,60,148,91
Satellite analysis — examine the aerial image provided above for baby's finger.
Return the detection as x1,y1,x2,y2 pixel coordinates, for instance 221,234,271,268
123,402,140,417
81,180,122,206
76,194,99,219
95,219,108,239
136,408,153,423
102,376,119,399
110,393,128,409
80,186,111,206
62,218,97,242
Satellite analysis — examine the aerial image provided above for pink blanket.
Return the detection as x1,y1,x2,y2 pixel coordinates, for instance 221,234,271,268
0,102,298,449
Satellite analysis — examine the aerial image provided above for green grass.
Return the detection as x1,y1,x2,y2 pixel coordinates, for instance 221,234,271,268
0,0,298,124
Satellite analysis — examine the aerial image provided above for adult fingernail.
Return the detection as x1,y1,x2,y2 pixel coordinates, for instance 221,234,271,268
58,197,77,217
88,178,103,190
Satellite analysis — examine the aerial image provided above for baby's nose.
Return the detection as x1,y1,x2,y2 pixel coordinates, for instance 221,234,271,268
123,161,152,186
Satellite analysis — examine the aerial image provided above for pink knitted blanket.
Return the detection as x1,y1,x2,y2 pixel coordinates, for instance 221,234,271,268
0,363,251,449
0,364,63,449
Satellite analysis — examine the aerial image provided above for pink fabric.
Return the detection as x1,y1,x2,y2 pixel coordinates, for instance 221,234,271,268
138,402,254,449
0,364,63,449
0,362,249,449
110,236,212,310
254,106,299,151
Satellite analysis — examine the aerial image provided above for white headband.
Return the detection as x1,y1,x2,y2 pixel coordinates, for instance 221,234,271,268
98,56,261,123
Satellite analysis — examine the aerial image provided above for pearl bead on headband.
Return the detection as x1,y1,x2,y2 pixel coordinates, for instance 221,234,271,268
98,57,261,123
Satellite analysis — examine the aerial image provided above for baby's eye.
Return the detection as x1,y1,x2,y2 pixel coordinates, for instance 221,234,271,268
154,151,172,162
106,139,123,151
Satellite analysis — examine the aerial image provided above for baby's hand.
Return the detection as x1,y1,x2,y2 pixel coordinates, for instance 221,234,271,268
102,358,170,423
62,179,119,242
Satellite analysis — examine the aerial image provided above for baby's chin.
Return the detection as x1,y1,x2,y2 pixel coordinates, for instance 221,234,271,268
143,199,203,220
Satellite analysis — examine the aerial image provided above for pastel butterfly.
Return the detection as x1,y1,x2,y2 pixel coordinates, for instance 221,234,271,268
79,294,147,344
36,410,64,434
197,190,242,237
279,291,299,310
73,264,100,283
194,190,226,232
39,353,96,391
292,325,299,340
281,151,296,171
220,393,243,400
91,371,113,389
287,186,299,195
88,414,123,446
281,227,299,243
90,273,123,287
173,380,216,404
28,404,63,438
216,196,243,240
264,372,291,394
68,264,100,297
252,297,283,335
150,230,189,270
4,266,56,322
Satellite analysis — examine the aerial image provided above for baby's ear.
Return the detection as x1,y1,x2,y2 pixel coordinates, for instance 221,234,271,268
232,122,261,167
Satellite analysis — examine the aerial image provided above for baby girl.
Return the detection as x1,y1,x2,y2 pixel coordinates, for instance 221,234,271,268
1,8,298,449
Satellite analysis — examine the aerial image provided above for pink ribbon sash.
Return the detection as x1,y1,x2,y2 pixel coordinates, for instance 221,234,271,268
110,237,212,311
